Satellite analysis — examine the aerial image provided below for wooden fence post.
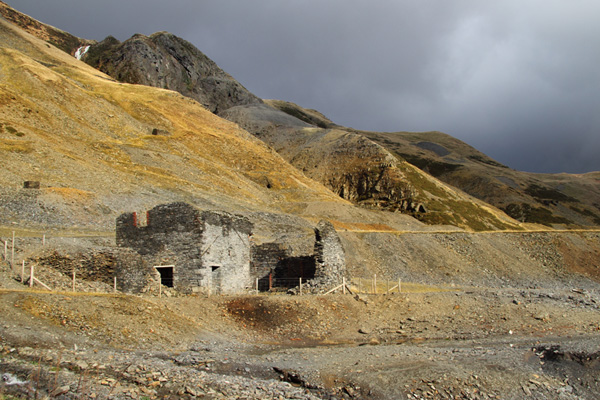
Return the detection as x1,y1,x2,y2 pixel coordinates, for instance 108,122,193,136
299,277,303,295
42,234,46,246
269,273,272,291
72,270,76,292
398,278,401,293
256,278,259,295
114,276,117,293
374,274,377,294
3,240,7,261
21,260,25,283
11,231,15,268
29,264,34,288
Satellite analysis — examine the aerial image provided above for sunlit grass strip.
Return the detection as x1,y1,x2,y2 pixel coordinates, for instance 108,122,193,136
350,277,455,294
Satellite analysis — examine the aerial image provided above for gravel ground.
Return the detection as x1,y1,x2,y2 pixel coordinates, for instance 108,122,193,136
1,280,599,399
1,232,600,399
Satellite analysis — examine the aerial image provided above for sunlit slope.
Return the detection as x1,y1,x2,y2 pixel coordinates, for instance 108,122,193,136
360,130,600,228
0,18,348,229
226,103,524,231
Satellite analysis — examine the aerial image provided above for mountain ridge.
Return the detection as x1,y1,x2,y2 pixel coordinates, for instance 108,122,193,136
2,0,599,230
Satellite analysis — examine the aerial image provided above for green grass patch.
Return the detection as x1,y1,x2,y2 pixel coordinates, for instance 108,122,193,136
467,154,508,168
569,206,600,225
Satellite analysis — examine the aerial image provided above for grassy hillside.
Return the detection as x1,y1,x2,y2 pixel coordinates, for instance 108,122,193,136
3,2,589,233
0,17,353,231
225,102,524,231
359,130,600,227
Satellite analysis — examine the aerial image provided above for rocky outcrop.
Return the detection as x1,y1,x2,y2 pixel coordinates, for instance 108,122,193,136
82,32,263,114
222,105,420,212
362,130,600,228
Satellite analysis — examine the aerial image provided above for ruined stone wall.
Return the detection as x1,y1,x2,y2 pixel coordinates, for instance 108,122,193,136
116,202,253,294
251,242,288,280
116,202,205,293
313,220,346,287
199,211,253,293
115,249,155,294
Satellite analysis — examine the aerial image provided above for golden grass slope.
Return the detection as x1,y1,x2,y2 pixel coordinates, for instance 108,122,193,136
0,17,349,229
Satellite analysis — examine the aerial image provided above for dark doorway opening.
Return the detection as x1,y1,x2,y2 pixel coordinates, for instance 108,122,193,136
257,256,316,291
155,266,174,287
211,265,222,293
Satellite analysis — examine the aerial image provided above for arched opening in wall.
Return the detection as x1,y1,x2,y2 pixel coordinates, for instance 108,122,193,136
155,265,174,288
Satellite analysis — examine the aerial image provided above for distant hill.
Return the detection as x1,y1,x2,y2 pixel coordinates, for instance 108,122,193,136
221,103,521,231
81,32,263,114
357,129,600,227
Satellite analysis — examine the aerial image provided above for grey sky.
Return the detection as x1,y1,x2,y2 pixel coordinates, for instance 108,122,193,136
7,0,600,173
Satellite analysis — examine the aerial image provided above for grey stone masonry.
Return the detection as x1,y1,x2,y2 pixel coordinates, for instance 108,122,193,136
116,202,253,294
313,220,346,287
250,242,288,281
116,203,346,295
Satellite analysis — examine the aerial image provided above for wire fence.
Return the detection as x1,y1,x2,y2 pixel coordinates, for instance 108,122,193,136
2,231,426,297
253,274,405,295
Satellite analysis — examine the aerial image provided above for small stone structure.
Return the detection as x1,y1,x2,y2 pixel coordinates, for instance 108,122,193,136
115,202,346,294
23,181,40,189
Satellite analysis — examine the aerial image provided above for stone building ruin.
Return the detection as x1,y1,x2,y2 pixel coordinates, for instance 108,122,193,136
115,202,346,294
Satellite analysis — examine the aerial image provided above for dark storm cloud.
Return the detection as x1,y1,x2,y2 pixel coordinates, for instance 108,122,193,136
7,0,600,173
